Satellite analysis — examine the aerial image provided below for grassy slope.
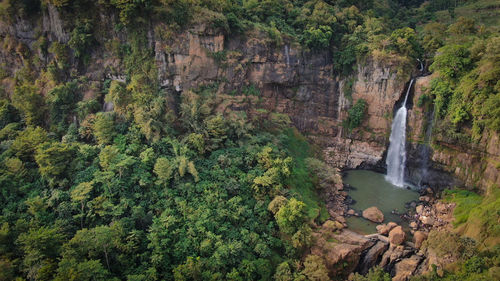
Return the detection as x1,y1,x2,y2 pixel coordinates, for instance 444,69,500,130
434,0,500,28
281,129,330,223
443,186,500,249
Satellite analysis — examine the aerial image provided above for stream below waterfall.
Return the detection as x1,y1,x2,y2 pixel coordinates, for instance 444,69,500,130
344,170,419,235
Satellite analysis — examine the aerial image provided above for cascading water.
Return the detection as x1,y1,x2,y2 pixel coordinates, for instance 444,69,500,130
385,79,414,187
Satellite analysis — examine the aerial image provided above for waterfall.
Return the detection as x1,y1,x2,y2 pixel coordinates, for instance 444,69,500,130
385,79,414,187
284,45,290,66
417,59,424,72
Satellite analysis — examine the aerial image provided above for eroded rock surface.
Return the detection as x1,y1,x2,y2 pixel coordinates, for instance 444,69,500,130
362,206,384,223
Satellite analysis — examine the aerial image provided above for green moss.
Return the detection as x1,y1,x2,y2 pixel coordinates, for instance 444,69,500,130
281,129,329,223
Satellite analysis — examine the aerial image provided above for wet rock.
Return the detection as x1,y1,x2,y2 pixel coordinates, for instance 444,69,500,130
379,244,405,268
389,226,406,245
392,255,423,281
363,206,384,223
359,240,388,274
413,231,428,249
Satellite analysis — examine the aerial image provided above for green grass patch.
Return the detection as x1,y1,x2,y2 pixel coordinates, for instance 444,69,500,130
443,186,500,249
281,128,330,223
443,189,483,226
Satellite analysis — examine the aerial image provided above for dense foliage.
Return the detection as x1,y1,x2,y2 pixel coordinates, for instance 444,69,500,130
0,0,498,280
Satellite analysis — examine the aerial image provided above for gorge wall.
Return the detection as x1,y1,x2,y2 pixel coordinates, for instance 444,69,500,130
1,6,498,191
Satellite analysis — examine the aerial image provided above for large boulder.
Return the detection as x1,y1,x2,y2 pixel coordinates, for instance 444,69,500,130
392,255,423,281
389,226,406,245
413,231,428,249
358,240,389,274
362,206,384,223
376,221,398,235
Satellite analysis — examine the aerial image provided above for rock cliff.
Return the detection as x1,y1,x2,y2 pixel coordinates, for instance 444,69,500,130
1,7,497,191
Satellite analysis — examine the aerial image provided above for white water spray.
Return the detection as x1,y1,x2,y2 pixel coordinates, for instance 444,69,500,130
385,79,414,187
417,59,424,72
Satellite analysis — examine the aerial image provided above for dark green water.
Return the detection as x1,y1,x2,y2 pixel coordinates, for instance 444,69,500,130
344,170,419,234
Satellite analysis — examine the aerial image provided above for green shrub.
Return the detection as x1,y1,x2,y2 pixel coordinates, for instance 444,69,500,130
343,99,367,131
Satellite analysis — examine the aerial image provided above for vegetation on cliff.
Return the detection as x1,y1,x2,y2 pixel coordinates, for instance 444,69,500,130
0,0,498,280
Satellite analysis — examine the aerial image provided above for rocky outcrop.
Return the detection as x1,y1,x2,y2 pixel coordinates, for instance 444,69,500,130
407,75,500,191
311,228,374,280
392,255,423,281
362,206,384,223
388,226,406,245
413,231,428,249
358,240,389,275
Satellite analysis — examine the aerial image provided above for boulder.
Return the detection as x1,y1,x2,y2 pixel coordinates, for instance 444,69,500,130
336,216,346,224
359,241,389,274
389,226,406,245
362,206,384,223
387,222,398,229
409,221,418,229
310,229,373,278
376,222,397,235
323,220,338,231
379,244,405,268
413,231,428,249
434,202,447,214
420,216,435,225
347,209,356,215
419,196,431,202
416,205,424,214
392,255,423,281
335,221,344,230
376,224,386,234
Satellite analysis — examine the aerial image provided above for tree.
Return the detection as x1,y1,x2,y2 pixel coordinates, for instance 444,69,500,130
10,126,48,160
301,255,329,281
390,27,421,58
429,44,471,80
274,261,294,281
71,182,93,228
275,198,307,235
17,226,65,281
153,157,173,185
55,259,112,281
46,81,80,133
303,25,333,50
106,81,132,117
12,83,46,126
35,142,76,187
93,112,116,145
68,19,94,60
0,99,20,129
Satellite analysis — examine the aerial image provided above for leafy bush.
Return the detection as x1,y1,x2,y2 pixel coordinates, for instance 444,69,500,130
68,20,94,61
343,99,367,131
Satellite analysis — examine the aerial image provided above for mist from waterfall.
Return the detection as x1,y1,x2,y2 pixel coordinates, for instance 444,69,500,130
385,79,414,187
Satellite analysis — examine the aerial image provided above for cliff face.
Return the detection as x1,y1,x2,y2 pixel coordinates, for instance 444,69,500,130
1,7,497,190
407,76,500,190
154,25,409,170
